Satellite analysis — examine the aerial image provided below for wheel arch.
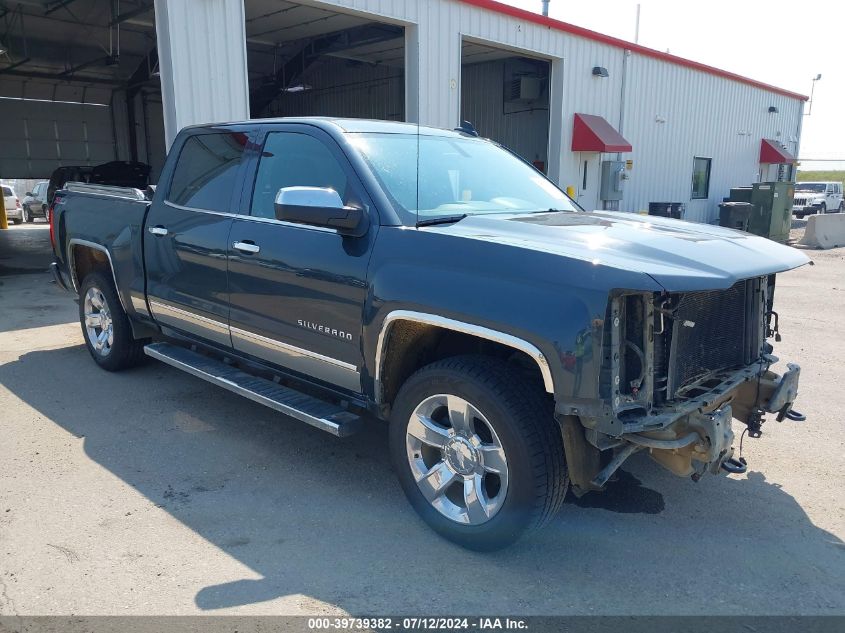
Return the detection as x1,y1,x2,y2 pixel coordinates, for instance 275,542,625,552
69,240,126,312
375,310,554,407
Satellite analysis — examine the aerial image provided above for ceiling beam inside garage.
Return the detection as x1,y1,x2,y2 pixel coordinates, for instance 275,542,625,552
249,22,403,117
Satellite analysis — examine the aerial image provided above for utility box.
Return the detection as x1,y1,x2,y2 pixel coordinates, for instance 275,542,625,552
728,182,793,242
600,160,626,201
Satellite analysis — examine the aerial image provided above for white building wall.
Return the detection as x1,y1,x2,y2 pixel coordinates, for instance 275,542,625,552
154,0,251,148
158,0,805,223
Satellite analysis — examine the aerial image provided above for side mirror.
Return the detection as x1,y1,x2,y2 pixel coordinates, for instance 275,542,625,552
274,186,366,236
25,192,32,197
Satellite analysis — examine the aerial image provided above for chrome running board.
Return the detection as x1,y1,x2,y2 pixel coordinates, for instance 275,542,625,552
144,342,361,437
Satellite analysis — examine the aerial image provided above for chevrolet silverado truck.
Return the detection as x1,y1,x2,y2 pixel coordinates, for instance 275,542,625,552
50,118,808,550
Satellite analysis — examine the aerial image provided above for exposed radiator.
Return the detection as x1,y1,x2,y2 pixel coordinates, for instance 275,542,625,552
668,281,748,394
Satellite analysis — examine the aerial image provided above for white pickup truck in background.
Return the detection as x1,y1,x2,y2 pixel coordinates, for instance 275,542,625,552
792,181,844,217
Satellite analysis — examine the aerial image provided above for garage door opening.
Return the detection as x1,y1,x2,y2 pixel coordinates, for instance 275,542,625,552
245,1,405,121
0,1,165,186
460,40,551,173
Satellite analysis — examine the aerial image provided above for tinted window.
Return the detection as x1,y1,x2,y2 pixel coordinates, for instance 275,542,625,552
2,186,13,196
250,132,348,219
168,132,247,211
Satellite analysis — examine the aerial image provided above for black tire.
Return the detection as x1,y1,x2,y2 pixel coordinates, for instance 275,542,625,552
839,201,844,213
389,355,568,551
78,272,147,371
819,203,826,215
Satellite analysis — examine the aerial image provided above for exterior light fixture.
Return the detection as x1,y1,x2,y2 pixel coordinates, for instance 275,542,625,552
768,106,778,113
592,66,609,78
0,41,7,56
805,74,822,116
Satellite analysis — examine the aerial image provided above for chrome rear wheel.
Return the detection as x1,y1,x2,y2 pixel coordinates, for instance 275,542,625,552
83,286,114,357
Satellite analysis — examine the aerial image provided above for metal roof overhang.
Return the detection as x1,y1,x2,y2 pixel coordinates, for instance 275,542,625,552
571,113,632,153
760,139,796,164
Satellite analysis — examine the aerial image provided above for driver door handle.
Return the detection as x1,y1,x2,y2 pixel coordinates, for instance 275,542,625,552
233,241,260,254
148,225,168,236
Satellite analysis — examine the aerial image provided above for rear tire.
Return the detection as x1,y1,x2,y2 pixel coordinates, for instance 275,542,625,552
78,272,146,371
389,355,568,551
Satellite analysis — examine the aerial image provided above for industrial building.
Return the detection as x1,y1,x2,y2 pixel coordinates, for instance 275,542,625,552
0,0,807,222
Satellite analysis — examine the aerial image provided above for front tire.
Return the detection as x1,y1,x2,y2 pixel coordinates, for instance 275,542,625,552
78,272,146,371
819,203,827,215
390,355,568,550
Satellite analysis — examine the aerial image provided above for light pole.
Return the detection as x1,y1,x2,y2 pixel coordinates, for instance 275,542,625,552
806,74,822,116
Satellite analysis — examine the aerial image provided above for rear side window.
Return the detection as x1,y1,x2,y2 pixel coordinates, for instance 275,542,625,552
250,132,348,219
168,132,247,212
2,186,13,196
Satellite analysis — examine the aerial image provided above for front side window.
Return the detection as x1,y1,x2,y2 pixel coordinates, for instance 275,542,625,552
691,157,711,199
250,132,349,219
347,133,576,225
167,132,247,212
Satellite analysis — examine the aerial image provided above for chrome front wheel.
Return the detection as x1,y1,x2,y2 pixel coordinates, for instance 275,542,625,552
406,394,508,525
83,286,114,357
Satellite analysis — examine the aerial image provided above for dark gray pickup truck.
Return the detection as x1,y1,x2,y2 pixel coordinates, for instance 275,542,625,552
51,118,809,550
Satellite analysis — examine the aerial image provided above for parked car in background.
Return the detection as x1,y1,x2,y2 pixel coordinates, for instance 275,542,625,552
22,181,50,222
792,181,844,217
2,185,23,224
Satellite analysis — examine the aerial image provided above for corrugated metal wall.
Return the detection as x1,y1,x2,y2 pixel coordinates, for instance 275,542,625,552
154,0,250,147
267,58,404,121
160,0,804,222
460,59,550,168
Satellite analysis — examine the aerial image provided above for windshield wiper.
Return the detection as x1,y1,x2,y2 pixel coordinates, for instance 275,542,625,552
416,214,468,227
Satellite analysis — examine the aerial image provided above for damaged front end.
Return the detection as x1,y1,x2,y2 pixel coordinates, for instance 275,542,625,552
562,275,804,495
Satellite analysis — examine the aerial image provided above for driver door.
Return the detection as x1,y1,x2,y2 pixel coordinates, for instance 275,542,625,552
226,125,378,394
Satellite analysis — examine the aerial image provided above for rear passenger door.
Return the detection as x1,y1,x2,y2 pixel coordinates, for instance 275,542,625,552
226,125,378,393
144,127,252,349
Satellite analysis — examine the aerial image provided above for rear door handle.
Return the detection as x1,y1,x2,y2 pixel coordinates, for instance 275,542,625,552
233,241,260,254
148,225,168,236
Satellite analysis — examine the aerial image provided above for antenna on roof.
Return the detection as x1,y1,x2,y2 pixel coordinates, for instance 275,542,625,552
455,120,479,137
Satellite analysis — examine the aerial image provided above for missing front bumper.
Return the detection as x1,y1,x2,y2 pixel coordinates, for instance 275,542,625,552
588,363,803,485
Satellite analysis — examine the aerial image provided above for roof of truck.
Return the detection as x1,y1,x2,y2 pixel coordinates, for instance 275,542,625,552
186,117,469,137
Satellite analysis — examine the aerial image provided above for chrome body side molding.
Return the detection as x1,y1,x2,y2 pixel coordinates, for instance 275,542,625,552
148,300,231,347
375,310,554,402
231,326,360,392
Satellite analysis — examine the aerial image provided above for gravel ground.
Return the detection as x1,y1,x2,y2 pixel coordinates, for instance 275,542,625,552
0,224,842,616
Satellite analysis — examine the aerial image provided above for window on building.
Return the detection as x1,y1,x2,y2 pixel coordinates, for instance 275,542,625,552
250,132,348,219
691,157,711,199
167,132,247,212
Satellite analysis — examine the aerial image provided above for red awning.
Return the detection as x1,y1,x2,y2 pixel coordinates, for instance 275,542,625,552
760,138,796,164
571,113,632,153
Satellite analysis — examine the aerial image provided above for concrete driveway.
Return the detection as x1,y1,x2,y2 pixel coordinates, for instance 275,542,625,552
0,228,842,615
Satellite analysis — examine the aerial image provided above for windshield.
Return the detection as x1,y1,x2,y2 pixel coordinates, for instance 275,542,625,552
796,183,826,193
347,132,577,225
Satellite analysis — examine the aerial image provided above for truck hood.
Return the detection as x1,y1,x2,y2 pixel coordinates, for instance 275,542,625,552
427,211,810,291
